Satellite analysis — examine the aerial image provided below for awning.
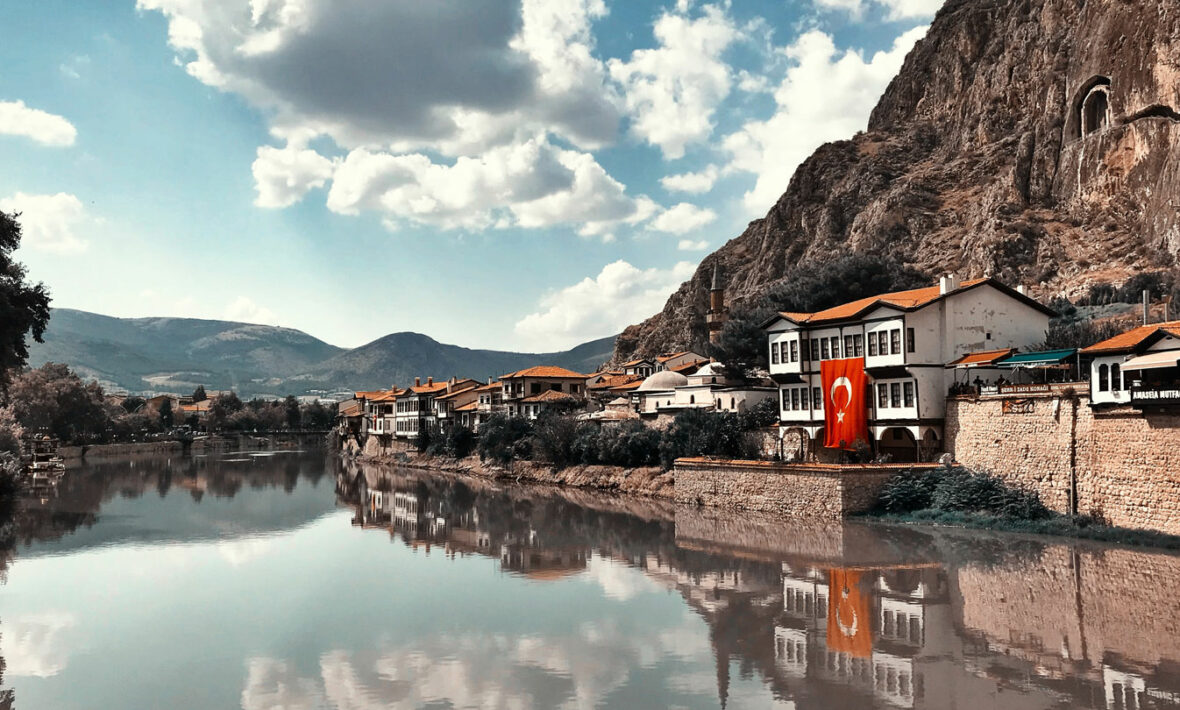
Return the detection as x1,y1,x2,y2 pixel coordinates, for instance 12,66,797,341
1122,350,1180,371
995,349,1077,368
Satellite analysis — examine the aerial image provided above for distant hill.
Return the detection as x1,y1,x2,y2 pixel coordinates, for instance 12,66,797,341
27,308,615,397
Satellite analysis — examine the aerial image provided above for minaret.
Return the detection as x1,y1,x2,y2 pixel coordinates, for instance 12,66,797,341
707,264,728,344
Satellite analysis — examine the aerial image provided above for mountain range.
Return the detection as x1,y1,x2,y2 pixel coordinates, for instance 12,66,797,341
27,308,615,398
614,0,1180,361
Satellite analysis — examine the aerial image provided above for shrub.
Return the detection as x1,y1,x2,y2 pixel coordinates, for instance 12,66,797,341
531,411,580,469
876,465,1049,520
477,413,534,464
658,409,759,470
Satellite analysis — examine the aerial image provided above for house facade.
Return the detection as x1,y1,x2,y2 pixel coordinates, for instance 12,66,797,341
635,363,775,418
500,366,588,417
763,275,1054,461
1081,320,1180,407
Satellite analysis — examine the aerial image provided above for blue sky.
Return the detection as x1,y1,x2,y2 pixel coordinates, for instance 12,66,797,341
0,0,938,351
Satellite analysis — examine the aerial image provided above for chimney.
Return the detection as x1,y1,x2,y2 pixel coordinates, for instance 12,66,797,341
427,376,433,386
1143,289,1150,325
939,273,960,295
415,377,421,387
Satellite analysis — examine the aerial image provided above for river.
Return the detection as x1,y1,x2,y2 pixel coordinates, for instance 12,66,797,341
0,451,1177,709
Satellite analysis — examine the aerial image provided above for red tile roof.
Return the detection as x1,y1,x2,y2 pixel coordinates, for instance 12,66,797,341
1080,320,1180,354
501,366,589,379
670,358,710,374
656,351,692,362
520,390,578,404
619,358,653,368
770,277,1056,328
947,348,1016,367
610,380,645,392
589,374,642,390
473,381,502,392
454,401,478,412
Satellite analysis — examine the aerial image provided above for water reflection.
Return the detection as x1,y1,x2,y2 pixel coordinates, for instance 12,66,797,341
2,454,1180,708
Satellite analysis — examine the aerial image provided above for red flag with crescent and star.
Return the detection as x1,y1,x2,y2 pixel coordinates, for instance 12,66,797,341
827,568,872,658
821,357,869,450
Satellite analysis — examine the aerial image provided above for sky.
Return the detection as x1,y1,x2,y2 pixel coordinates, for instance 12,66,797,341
0,0,939,352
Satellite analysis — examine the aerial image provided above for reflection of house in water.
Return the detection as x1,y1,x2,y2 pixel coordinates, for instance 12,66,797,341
500,532,589,581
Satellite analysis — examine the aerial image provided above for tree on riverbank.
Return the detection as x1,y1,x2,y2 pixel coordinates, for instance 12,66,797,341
0,209,51,393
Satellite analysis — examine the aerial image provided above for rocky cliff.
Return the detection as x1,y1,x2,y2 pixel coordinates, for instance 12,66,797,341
615,0,1180,361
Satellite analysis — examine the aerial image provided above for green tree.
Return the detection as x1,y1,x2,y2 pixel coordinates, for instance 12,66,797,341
192,385,207,402
0,209,52,391
530,411,580,469
121,396,147,413
158,398,174,428
284,395,301,429
657,409,758,470
477,413,533,464
7,363,111,444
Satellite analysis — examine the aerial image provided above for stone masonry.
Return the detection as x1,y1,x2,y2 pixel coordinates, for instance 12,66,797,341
946,392,1180,534
673,458,910,519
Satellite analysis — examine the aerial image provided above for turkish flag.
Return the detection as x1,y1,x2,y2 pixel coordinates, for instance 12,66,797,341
827,568,873,658
821,357,869,450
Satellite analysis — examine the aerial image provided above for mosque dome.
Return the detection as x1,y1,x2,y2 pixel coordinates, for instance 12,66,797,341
637,370,689,391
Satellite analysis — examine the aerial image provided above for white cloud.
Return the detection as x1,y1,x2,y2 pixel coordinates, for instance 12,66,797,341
660,165,719,194
650,202,717,234
139,0,655,236
252,141,336,208
724,26,927,212
677,239,709,251
224,296,279,325
608,5,737,159
0,192,89,253
325,136,651,232
3,612,78,678
0,100,77,146
879,0,944,19
514,260,696,349
814,0,943,19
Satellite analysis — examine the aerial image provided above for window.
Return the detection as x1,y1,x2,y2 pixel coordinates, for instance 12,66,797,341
820,339,830,360
906,328,915,353
782,389,790,410
801,339,810,361
878,384,889,408
531,383,542,395
771,342,780,365
812,387,822,410
844,335,854,358
903,381,915,407
891,329,901,355
1098,363,1110,392
891,383,902,408
853,334,864,357
1111,363,1121,392
791,389,800,410
868,334,877,357
878,331,889,356
790,340,798,363
831,337,840,359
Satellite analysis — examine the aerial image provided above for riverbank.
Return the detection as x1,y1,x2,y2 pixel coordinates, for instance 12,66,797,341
63,431,328,463
348,449,675,499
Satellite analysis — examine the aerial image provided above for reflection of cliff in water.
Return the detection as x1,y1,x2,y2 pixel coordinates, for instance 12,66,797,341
343,461,1180,710
10,452,337,558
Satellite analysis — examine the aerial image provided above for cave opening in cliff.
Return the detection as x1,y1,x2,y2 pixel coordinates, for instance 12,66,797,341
1074,76,1112,138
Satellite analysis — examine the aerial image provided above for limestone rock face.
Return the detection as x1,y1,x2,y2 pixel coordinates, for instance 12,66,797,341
614,0,1180,362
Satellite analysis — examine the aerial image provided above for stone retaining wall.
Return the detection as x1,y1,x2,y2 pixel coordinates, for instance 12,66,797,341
946,393,1180,534
673,458,912,519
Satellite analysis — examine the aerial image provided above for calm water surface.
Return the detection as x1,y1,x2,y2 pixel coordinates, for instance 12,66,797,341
1,451,1178,709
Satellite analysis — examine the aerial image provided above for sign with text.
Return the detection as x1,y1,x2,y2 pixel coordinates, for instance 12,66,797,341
1131,387,1180,405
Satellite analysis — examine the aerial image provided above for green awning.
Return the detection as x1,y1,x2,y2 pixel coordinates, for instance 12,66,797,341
995,349,1077,368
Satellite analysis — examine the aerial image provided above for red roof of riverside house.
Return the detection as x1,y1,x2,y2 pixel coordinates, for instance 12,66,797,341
610,380,645,392
656,351,691,363
946,348,1017,368
472,381,502,393
404,381,449,395
501,366,589,379
355,390,389,400
1080,320,1180,355
453,401,479,412
338,400,364,417
367,389,403,403
435,382,482,400
520,390,578,404
670,358,710,375
589,374,642,390
619,358,653,368
765,278,1055,327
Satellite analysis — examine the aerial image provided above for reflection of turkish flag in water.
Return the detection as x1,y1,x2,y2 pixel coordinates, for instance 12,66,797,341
821,358,868,450
827,569,872,658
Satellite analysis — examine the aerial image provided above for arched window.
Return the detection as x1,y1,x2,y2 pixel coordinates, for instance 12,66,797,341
1098,363,1109,392
1111,363,1121,392
730,397,735,409
690,395,695,404
1072,76,1112,139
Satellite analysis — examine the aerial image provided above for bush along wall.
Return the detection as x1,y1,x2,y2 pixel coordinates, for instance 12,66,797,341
869,465,1180,549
